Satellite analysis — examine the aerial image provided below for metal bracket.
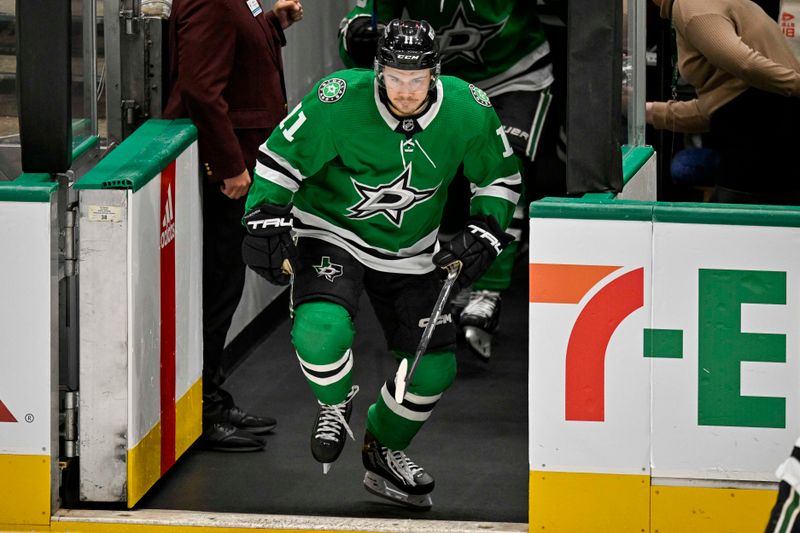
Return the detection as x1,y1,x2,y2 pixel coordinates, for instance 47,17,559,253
61,391,79,458
121,99,142,129
120,8,140,35
63,196,78,278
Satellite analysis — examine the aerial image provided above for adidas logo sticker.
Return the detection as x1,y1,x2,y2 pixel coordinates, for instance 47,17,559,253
160,184,176,248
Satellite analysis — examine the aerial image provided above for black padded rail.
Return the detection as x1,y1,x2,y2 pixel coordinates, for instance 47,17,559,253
566,0,623,195
16,0,72,173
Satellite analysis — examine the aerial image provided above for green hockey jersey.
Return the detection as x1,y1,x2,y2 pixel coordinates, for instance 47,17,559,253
246,69,521,274
339,0,552,96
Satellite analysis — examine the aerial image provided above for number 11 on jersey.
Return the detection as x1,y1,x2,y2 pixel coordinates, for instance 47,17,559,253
496,126,514,158
280,103,307,142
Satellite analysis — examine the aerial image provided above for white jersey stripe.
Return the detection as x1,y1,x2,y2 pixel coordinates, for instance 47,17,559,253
255,161,301,193
403,390,443,405
473,185,520,204
259,145,306,183
297,229,437,274
471,172,522,204
298,348,352,373
298,351,353,387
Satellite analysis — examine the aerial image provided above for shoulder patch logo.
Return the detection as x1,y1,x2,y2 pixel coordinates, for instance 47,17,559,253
469,84,492,107
319,78,347,103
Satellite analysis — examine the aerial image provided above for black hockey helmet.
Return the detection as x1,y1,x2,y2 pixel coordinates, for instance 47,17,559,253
375,19,440,92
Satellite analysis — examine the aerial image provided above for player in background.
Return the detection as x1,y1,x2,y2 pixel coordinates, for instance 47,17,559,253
241,19,518,508
339,0,567,361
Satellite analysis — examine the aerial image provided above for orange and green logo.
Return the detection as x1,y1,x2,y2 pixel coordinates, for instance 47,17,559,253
531,264,786,429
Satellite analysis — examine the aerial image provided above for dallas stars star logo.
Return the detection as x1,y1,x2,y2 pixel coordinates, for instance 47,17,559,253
313,256,343,282
318,78,346,103
347,165,437,227
437,2,506,65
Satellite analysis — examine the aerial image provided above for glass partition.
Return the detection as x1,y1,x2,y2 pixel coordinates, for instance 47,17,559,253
0,0,17,180
622,0,647,146
72,0,99,153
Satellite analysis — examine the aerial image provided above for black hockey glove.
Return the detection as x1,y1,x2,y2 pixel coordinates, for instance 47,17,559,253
345,17,384,68
433,215,514,291
241,203,299,286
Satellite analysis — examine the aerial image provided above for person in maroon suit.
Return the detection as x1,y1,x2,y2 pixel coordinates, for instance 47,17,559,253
163,0,303,451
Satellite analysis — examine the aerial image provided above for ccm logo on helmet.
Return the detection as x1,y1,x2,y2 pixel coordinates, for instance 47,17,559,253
396,53,421,60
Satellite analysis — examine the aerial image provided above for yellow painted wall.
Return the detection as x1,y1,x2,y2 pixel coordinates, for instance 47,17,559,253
0,454,50,526
531,470,780,533
651,484,776,533
530,471,649,532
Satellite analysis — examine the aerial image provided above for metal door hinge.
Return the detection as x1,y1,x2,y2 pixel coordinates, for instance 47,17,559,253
60,391,79,458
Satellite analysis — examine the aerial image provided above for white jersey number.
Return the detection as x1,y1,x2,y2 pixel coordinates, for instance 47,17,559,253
280,103,307,142
496,126,514,158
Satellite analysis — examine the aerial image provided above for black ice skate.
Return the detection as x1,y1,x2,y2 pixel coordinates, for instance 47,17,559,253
311,385,359,474
449,286,472,327
362,430,434,509
459,289,501,360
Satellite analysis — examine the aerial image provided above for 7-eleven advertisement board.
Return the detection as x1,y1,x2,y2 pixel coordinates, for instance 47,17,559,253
78,128,202,506
651,221,800,481
529,216,653,475
529,201,800,530
0,188,57,526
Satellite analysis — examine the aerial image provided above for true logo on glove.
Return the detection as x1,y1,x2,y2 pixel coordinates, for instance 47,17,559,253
467,223,503,255
246,217,292,231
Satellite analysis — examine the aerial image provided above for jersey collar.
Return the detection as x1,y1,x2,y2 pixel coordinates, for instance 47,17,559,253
374,78,444,133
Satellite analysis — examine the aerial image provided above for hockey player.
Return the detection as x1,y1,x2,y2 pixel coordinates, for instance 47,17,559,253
339,0,567,360
241,19,518,508
765,437,800,532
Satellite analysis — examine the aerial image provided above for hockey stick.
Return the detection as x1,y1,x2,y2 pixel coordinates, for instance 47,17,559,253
393,260,462,404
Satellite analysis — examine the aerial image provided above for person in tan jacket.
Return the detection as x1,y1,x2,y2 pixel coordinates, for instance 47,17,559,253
646,0,800,204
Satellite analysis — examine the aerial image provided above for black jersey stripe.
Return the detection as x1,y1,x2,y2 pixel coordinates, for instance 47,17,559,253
385,380,438,413
257,150,303,187
492,181,523,195
299,358,350,380
473,180,523,196
294,219,437,260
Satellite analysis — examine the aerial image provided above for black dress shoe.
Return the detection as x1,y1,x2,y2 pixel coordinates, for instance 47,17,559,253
199,422,265,452
223,406,277,436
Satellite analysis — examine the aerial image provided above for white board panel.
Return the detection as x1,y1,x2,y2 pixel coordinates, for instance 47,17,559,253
529,217,653,474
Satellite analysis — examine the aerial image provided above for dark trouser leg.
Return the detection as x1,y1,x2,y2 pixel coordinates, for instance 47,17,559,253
201,182,248,424
708,88,800,204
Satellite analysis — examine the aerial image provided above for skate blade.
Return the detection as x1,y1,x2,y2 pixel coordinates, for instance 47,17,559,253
363,471,432,509
464,326,492,360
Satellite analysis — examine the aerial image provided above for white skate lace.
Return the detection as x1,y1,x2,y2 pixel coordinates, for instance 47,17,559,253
315,386,359,442
383,447,423,487
463,290,500,319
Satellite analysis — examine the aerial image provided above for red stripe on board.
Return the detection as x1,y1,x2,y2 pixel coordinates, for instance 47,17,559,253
565,268,644,421
0,399,17,422
160,161,177,473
